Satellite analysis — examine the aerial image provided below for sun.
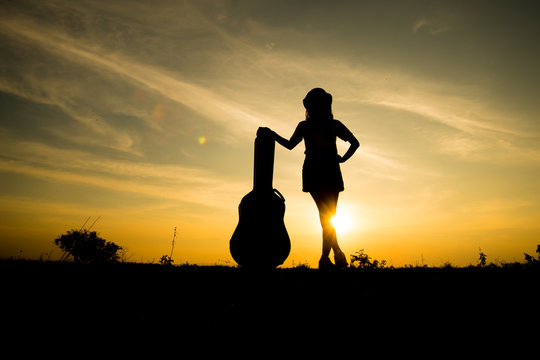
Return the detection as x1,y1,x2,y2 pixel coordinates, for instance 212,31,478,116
330,212,353,234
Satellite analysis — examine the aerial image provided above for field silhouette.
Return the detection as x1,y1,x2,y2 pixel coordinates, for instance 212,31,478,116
4,256,539,348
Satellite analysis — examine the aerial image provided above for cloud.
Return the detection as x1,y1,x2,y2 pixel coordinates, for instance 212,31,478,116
412,18,429,33
2,80,141,153
0,139,246,209
1,1,538,172
0,17,264,143
412,17,448,35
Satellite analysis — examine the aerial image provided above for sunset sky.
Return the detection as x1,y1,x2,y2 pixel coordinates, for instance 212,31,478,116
1,0,539,267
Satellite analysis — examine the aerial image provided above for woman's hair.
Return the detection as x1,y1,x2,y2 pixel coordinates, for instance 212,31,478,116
303,88,333,121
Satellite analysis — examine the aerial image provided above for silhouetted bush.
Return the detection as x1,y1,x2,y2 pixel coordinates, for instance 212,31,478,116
55,229,122,263
349,249,390,269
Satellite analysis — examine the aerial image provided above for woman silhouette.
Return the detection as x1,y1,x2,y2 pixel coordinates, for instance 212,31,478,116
260,88,359,269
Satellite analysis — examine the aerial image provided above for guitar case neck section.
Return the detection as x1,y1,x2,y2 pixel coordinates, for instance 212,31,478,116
253,130,275,192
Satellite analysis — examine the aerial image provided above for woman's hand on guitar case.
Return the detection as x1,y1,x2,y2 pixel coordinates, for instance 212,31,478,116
257,127,275,139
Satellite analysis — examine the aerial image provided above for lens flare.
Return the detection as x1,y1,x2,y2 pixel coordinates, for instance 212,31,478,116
198,136,207,145
152,103,166,120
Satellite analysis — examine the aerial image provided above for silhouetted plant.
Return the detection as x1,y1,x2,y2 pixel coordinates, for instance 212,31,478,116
441,261,454,269
478,248,487,268
159,255,174,265
524,244,540,266
159,227,177,265
55,229,122,263
292,261,311,269
118,247,132,263
350,249,389,269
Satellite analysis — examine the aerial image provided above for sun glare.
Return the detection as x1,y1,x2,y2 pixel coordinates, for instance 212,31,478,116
330,212,353,234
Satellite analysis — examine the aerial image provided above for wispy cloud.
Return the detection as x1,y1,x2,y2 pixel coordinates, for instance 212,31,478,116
0,79,140,154
3,5,538,177
0,17,264,143
0,139,245,209
370,94,539,161
412,17,448,35
412,18,428,33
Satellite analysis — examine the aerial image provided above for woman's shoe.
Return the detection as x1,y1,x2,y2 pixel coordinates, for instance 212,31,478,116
334,251,348,268
318,255,334,269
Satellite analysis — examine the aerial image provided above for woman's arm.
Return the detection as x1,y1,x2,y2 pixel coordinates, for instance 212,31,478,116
338,135,359,163
258,125,303,150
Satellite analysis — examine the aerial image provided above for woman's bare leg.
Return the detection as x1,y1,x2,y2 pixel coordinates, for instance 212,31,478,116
310,190,341,257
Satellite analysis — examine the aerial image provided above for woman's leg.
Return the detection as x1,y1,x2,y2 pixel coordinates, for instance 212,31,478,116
310,190,340,257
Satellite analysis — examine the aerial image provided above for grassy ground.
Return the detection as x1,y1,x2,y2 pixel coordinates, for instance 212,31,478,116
3,259,539,350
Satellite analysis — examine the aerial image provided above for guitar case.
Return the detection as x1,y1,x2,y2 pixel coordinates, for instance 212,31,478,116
229,129,291,268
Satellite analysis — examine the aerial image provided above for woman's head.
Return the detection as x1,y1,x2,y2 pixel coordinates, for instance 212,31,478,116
303,88,333,121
